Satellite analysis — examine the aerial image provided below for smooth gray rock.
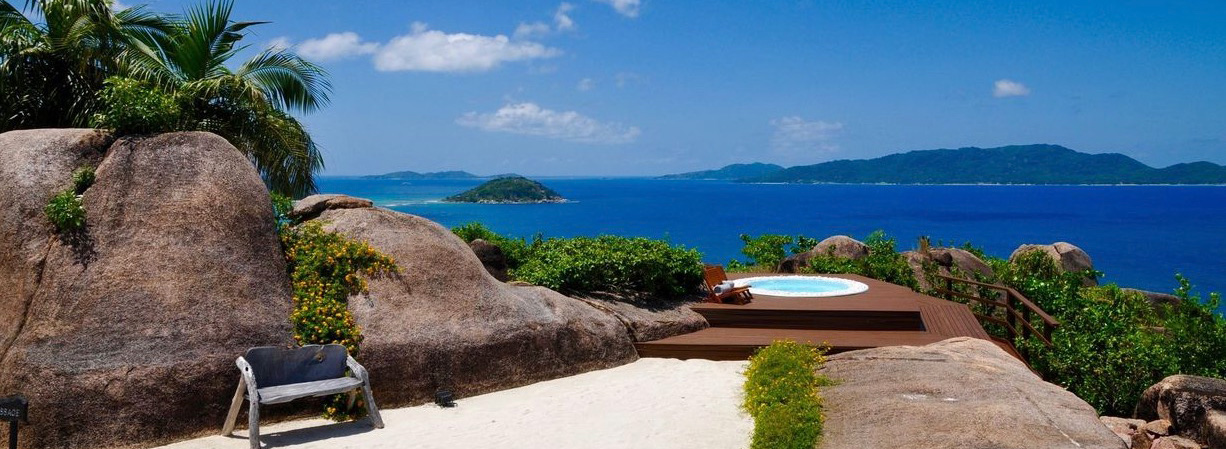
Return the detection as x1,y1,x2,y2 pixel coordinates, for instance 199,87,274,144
1136,375,1226,447
820,337,1126,449
778,235,868,273
289,193,373,220
1010,241,1097,285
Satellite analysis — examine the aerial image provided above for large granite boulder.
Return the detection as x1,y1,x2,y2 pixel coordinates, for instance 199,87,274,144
1135,375,1226,448
289,193,372,220
820,337,1126,449
902,247,994,291
0,131,293,448
304,205,638,406
778,235,868,273
1010,242,1097,285
570,295,708,342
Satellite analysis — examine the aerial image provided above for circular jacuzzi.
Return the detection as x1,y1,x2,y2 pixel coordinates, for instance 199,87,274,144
733,275,869,297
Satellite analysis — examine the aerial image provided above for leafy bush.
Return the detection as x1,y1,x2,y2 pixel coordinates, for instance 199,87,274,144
90,77,182,134
993,249,1226,415
71,166,95,194
450,222,537,269
514,235,703,299
270,192,295,228
45,190,86,232
729,234,819,271
743,340,831,449
807,231,919,290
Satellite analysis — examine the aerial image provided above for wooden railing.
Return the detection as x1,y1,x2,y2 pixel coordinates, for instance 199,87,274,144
932,274,1059,348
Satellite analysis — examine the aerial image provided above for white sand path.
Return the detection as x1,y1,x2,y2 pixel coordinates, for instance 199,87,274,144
157,358,751,449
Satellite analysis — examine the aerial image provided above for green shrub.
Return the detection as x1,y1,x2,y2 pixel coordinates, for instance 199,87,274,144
450,222,537,269
743,340,831,449
514,235,703,299
90,77,182,134
270,192,295,228
807,231,919,290
45,189,86,232
729,233,819,271
71,166,95,194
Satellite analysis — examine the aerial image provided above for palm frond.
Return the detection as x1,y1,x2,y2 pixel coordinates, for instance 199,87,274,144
237,48,331,113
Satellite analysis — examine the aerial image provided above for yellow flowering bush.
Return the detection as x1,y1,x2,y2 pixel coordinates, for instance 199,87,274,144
279,220,398,421
742,340,832,449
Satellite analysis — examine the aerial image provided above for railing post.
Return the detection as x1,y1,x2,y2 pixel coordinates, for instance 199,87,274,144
1004,291,1017,339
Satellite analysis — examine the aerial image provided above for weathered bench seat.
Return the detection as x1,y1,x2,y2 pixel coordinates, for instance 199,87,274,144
221,344,383,449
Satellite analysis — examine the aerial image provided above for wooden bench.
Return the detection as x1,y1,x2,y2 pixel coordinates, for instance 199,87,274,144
221,344,384,448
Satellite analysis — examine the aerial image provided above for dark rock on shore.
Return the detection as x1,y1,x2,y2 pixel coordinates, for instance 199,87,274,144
819,337,1126,449
1135,375,1226,448
0,131,293,449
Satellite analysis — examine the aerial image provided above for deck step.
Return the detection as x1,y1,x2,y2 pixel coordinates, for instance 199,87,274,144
634,327,949,361
694,306,925,331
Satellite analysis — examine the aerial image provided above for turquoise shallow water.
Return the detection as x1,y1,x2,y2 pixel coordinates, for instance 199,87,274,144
318,177,1226,302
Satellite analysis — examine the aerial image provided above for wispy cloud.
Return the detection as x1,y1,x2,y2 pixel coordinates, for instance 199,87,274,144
457,102,640,144
577,78,596,91
594,0,640,18
295,32,379,62
614,71,644,88
993,79,1031,98
514,3,577,39
374,23,561,72
770,116,843,154
267,36,292,52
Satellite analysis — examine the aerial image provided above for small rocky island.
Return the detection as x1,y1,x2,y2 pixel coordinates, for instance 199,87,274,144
444,176,566,203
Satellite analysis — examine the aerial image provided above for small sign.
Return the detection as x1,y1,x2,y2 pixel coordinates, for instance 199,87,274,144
0,395,26,423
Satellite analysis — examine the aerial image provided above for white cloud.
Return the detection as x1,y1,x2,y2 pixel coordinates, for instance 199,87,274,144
457,102,640,144
296,32,379,62
555,2,577,30
594,0,640,18
614,71,643,87
577,78,595,91
513,22,551,40
770,117,843,154
993,79,1031,98
267,36,292,52
374,22,561,72
111,0,129,10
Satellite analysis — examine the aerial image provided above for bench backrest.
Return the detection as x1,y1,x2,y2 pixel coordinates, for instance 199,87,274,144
703,265,729,289
244,344,348,388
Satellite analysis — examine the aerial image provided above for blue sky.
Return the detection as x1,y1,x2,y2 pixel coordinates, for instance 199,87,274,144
138,0,1226,176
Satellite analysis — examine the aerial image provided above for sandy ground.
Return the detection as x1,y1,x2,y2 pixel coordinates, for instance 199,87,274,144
156,358,751,449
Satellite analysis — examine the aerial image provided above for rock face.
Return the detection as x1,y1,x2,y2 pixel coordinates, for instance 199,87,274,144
778,235,868,273
819,337,1126,449
570,295,708,342
1122,288,1182,308
1135,375,1226,448
305,205,637,407
288,193,373,220
901,247,994,291
468,238,509,281
0,131,293,449
1010,242,1097,285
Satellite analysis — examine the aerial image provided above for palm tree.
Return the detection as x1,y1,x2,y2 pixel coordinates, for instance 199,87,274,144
0,0,169,129
123,0,331,195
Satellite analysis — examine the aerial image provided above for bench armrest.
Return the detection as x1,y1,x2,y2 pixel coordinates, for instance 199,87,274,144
346,356,369,384
235,356,260,400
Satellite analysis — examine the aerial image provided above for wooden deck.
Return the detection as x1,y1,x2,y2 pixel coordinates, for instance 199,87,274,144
635,273,1019,361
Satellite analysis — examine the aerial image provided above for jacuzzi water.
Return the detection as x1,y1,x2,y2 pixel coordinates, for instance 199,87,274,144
733,275,869,297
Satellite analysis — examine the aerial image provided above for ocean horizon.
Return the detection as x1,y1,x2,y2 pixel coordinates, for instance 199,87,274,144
318,177,1226,304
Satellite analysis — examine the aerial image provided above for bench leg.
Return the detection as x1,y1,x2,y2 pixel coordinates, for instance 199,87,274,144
361,384,384,429
248,400,260,449
345,390,358,411
222,377,246,435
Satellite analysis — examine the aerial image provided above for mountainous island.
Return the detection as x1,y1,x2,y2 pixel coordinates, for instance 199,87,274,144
660,144,1226,184
364,170,479,180
658,162,783,180
443,176,566,203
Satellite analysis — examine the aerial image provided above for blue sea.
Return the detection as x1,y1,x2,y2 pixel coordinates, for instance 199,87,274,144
318,177,1226,302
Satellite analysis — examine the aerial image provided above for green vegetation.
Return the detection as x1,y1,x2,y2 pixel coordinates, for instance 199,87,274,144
807,231,919,291
363,170,479,180
515,236,703,299
444,176,565,203
727,234,817,271
451,223,703,301
659,162,784,180
44,166,96,233
743,340,831,449
2,0,331,196
671,145,1226,184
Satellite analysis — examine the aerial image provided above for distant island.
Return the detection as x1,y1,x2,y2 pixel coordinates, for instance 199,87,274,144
443,176,566,203
659,144,1226,185
658,162,784,180
364,170,479,180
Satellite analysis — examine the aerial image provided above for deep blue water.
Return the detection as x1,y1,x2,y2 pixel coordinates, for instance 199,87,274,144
318,177,1226,301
